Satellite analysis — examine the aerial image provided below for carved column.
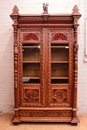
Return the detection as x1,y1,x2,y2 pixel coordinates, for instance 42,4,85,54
10,6,20,123
71,5,81,124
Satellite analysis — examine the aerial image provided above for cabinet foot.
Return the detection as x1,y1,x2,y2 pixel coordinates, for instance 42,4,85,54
71,117,79,125
12,116,20,124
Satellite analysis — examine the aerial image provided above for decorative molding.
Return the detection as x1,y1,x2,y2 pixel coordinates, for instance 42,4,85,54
19,117,72,122
74,27,78,89
52,33,68,41
19,110,72,117
23,33,39,41
14,26,18,89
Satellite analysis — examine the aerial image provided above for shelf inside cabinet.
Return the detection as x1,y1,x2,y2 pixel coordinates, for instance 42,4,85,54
23,77,40,84
51,46,69,48
23,63,40,77
51,61,69,63
51,77,69,79
51,63,69,77
23,46,40,48
51,47,69,61
23,77,40,79
23,61,40,63
22,46,40,62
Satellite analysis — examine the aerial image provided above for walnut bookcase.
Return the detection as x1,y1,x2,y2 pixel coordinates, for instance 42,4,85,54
10,4,81,124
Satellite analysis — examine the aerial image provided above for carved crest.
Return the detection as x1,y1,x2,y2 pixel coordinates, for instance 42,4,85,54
43,3,49,14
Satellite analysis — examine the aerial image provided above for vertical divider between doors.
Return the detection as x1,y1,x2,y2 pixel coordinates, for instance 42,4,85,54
42,28,46,107
45,28,51,107
42,28,49,107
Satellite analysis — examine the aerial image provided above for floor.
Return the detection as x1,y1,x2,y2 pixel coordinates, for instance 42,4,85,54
0,114,87,130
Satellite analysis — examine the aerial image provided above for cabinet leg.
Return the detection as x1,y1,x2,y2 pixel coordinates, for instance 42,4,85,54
71,117,79,124
12,116,20,124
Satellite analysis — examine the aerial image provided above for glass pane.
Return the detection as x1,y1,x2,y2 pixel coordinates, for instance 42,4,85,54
23,45,40,62
22,43,40,84
51,44,69,84
51,63,69,77
51,48,69,61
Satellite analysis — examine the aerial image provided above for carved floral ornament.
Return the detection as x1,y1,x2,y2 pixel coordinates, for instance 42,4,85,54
52,33,68,41
23,33,39,41
24,89,39,103
52,89,67,103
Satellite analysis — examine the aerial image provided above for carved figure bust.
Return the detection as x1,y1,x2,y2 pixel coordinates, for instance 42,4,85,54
43,3,49,14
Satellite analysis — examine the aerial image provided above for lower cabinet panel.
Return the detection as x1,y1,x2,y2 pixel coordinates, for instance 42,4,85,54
19,117,72,122
17,110,72,122
19,110,72,117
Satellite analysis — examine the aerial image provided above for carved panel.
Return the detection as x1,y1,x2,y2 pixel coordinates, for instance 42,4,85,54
23,89,39,103
19,110,72,117
52,89,67,103
52,33,68,41
23,33,39,41
20,111,44,117
47,111,72,117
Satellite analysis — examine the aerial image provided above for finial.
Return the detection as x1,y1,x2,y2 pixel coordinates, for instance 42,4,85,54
12,5,19,15
43,3,49,14
72,5,80,14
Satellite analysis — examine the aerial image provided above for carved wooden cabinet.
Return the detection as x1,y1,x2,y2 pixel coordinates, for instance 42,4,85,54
10,4,81,124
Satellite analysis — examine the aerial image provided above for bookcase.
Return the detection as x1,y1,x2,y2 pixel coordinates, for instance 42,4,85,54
10,4,81,124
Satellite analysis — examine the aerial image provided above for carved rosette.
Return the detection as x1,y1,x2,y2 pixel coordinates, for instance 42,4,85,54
52,89,67,103
24,89,39,103
23,33,39,41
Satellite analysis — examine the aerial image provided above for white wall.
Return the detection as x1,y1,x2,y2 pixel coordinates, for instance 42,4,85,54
0,0,87,114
